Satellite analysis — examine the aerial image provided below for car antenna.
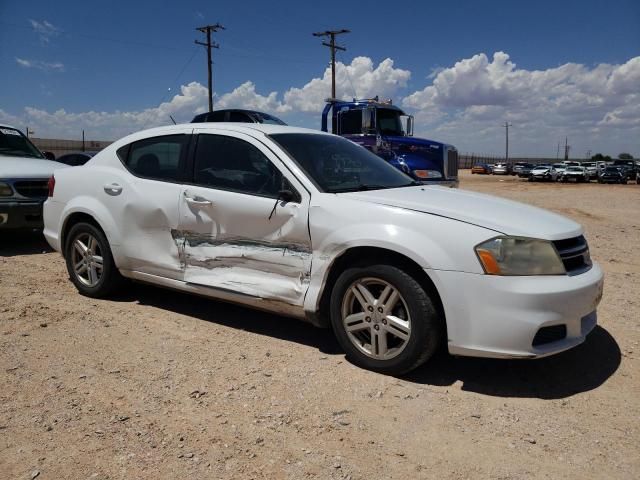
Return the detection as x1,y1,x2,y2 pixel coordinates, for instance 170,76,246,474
169,115,177,125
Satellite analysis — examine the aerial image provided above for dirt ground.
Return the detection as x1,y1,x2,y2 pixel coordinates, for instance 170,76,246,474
1,171,639,479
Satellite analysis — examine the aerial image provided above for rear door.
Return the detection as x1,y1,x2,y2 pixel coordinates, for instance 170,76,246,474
177,128,312,306
113,131,191,279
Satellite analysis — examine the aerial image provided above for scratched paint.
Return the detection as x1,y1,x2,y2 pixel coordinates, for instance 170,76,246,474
171,230,312,306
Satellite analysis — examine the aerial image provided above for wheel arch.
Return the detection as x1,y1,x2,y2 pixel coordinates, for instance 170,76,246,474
60,211,107,258
310,246,446,336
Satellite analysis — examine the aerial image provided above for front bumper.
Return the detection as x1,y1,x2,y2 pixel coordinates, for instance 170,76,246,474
0,201,45,229
428,263,604,359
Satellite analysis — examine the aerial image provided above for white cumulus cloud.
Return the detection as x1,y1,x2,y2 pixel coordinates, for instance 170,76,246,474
216,81,290,113
284,57,410,112
402,52,640,156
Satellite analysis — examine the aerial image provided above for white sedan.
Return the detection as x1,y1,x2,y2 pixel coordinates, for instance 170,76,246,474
43,124,604,374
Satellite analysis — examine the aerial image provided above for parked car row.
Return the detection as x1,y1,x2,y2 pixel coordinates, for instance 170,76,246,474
472,159,639,184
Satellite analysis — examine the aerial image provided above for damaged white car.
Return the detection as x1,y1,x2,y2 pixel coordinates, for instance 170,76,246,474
43,124,604,374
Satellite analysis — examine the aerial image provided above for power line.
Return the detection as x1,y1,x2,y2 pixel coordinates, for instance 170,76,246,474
195,23,225,112
157,47,200,106
337,50,358,100
312,29,350,100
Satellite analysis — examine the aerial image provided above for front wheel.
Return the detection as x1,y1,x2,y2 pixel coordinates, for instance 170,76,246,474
64,222,124,298
330,264,442,375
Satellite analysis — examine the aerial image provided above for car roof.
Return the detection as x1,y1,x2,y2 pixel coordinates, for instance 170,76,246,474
0,123,19,130
178,123,328,136
107,123,333,152
58,151,98,156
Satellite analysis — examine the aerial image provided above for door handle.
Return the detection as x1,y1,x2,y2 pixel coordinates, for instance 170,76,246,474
103,183,123,196
184,192,213,207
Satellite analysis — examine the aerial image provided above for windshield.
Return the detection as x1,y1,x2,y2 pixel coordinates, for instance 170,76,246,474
534,165,550,169
376,109,404,136
271,133,416,193
567,167,582,171
0,127,44,158
604,167,620,172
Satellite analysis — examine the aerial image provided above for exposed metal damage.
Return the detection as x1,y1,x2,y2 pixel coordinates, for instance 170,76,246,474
170,230,312,306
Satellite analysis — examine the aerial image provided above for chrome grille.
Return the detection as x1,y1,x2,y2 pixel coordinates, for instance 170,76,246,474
13,180,49,198
446,148,458,178
553,235,592,275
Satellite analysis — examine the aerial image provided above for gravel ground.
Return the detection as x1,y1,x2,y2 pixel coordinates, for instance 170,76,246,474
1,171,639,479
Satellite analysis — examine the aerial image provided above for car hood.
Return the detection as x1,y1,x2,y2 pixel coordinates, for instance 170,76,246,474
0,155,68,178
343,186,583,241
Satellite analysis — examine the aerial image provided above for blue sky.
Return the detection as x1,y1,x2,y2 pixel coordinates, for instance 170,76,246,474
1,0,639,156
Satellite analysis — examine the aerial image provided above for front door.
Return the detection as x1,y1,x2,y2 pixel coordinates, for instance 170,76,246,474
177,130,312,307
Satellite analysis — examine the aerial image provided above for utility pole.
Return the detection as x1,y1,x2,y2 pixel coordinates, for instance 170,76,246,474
196,23,225,112
564,137,570,161
556,142,561,160
312,29,350,100
503,122,512,163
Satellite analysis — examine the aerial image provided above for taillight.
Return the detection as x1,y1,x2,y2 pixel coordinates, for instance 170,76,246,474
47,175,55,197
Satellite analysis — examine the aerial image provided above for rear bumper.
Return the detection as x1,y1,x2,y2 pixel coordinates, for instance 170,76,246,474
428,263,604,359
0,201,44,229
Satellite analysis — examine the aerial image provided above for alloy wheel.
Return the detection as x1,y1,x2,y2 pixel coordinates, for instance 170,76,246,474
341,277,412,360
70,232,103,287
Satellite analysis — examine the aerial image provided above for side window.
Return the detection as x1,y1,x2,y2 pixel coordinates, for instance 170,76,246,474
228,111,252,123
120,135,185,181
337,109,362,135
193,134,288,199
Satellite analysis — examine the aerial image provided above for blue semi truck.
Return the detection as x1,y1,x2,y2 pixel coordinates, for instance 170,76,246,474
321,97,458,187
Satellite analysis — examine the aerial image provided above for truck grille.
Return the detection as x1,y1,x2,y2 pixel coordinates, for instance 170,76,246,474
553,235,592,275
446,149,458,178
13,180,49,198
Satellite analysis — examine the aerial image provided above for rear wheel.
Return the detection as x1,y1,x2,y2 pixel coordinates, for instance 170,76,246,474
65,222,124,298
330,264,442,375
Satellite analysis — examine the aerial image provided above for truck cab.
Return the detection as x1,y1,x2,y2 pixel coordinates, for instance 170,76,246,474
321,97,458,187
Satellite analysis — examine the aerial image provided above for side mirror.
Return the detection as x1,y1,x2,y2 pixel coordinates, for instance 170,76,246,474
278,189,295,203
42,151,56,160
406,116,414,137
361,107,376,134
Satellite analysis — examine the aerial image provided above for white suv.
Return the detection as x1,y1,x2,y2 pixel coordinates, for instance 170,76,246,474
43,124,604,374
0,124,66,230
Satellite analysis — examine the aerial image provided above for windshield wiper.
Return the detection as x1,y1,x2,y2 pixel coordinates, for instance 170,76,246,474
329,184,399,193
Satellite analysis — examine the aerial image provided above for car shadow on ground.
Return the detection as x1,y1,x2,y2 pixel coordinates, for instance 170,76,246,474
119,284,620,400
123,283,343,355
405,326,621,399
0,231,53,257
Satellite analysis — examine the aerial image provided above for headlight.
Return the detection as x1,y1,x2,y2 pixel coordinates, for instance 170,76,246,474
414,169,443,179
475,236,565,276
0,182,13,196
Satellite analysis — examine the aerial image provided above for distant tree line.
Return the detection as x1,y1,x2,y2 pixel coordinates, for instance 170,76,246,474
591,153,635,161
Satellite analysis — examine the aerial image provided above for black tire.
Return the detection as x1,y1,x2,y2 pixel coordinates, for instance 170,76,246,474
330,264,442,375
64,222,124,298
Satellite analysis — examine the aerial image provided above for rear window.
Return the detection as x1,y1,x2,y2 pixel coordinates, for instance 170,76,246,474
117,135,186,182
